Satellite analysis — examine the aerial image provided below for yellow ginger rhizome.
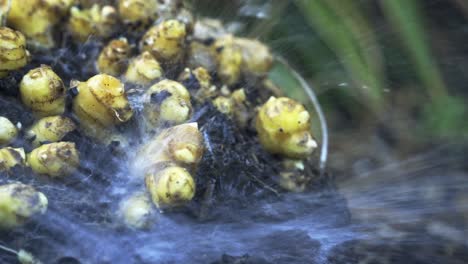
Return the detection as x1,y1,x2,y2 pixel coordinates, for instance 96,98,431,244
0,1,322,239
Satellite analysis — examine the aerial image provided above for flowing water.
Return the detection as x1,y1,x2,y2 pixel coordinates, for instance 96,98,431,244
2,1,468,263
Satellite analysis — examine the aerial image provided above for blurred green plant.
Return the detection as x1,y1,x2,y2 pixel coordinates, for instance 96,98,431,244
295,0,385,113
379,0,466,139
423,96,468,138
380,0,447,100
292,0,466,139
